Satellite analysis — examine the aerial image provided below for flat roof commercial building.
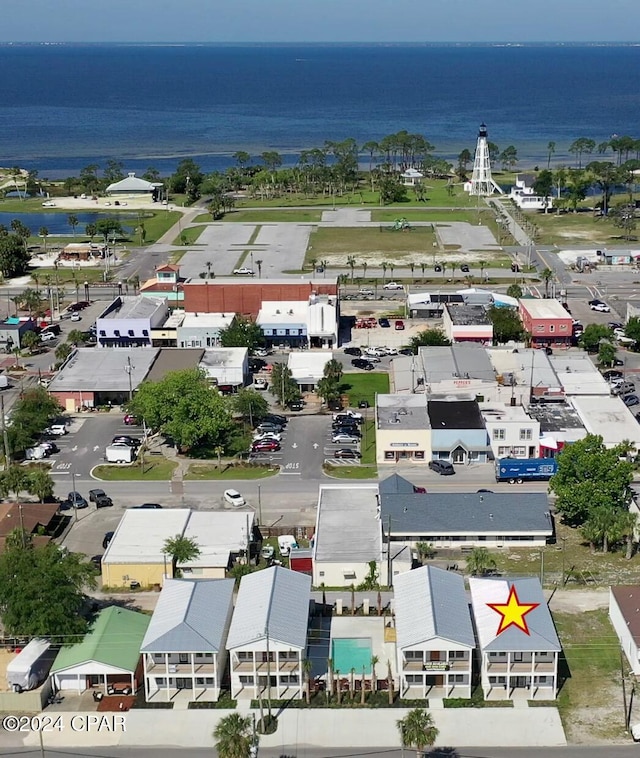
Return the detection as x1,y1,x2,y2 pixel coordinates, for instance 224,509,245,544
570,395,640,451
376,394,431,465
519,299,572,348
48,347,158,412
176,312,235,349
96,296,169,348
442,304,493,344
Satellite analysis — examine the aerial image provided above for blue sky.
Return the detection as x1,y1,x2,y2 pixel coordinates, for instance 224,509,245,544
3,0,639,42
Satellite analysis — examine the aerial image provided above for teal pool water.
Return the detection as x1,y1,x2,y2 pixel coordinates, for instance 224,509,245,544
331,638,372,675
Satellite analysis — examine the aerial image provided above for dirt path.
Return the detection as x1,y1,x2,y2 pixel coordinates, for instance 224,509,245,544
546,587,610,613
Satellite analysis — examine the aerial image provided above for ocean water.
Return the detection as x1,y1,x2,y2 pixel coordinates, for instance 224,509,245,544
1,44,639,177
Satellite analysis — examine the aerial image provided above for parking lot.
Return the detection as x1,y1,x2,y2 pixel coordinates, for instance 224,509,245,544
249,414,331,476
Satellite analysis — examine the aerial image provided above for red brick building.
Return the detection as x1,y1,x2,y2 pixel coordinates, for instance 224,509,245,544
519,299,573,347
183,278,337,317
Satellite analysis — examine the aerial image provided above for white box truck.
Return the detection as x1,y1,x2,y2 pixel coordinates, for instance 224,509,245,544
6,639,55,692
277,535,298,557
105,444,134,463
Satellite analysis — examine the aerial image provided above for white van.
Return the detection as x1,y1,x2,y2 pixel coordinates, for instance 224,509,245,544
277,535,298,557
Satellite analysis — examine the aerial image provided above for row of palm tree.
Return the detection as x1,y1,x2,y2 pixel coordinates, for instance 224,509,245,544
330,256,491,283
213,706,438,758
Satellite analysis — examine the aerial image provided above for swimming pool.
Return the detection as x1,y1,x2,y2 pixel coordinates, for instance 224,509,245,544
331,637,372,675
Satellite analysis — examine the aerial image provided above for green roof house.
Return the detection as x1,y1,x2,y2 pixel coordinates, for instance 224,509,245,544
50,606,150,695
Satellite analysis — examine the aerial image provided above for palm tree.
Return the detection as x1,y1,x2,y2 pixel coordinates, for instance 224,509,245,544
381,261,389,284
350,583,356,615
409,262,415,282
309,257,318,273
466,547,497,576
349,667,356,700
617,511,638,560
214,445,224,469
205,260,213,279
326,657,334,699
420,262,426,280
213,713,253,758
547,141,556,169
389,263,395,280
370,655,379,693
67,214,79,237
439,261,446,278
302,658,313,705
255,259,263,278
541,267,554,298
362,261,368,279
335,669,341,704
387,659,395,705
397,708,439,758
346,255,356,282
479,259,487,280
162,534,200,577
39,227,49,252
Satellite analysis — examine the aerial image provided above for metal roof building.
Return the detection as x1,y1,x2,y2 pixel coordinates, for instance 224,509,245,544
141,578,235,653
106,172,158,194
378,475,552,548
394,565,475,649
470,577,561,653
226,566,311,650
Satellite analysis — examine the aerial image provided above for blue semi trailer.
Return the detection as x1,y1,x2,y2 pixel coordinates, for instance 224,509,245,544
495,458,558,483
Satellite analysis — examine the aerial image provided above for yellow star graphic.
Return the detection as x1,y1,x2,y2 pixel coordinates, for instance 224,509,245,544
487,585,540,636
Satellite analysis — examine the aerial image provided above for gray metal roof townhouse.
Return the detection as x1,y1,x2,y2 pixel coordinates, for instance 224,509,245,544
226,566,311,700
394,565,475,698
470,576,561,700
140,578,235,703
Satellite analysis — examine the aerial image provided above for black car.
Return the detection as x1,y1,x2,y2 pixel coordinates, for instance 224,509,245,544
334,426,361,438
434,264,442,272
102,531,114,550
112,435,140,448
612,358,625,367
334,448,361,460
398,348,414,356
264,414,287,426
358,400,370,409
89,488,113,508
378,318,390,328
328,399,343,412
288,400,304,411
351,358,374,371
249,358,267,372
133,503,163,509
460,264,470,273
90,555,103,570
344,347,362,356
603,370,624,381
428,460,455,476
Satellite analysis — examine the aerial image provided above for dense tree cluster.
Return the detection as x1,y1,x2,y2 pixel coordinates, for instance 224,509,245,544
550,435,636,555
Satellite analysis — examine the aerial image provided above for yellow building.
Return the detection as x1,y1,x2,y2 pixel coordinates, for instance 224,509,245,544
375,394,431,465
101,508,254,589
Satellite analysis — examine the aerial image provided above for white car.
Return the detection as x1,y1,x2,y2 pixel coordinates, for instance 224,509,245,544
223,489,245,507
614,328,626,339
41,331,57,342
384,347,399,355
70,312,81,322
332,434,360,445
365,347,386,357
254,348,270,357
46,424,67,436
233,267,255,276
253,431,282,442
383,282,404,290
254,378,268,390
590,302,610,312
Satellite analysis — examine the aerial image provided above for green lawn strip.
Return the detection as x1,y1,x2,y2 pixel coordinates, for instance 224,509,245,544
92,459,177,481
172,225,206,246
185,464,278,480
217,209,323,223
324,465,378,480
233,225,263,270
340,372,390,407
359,420,376,464
30,267,111,284
307,226,436,264
372,209,493,223
138,210,182,244
554,609,625,741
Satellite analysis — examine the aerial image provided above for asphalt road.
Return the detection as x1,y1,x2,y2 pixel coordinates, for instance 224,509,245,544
2,746,640,758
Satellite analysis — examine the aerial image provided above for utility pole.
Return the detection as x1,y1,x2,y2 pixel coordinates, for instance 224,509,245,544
386,515,392,588
0,395,11,466
257,485,262,525
126,356,134,401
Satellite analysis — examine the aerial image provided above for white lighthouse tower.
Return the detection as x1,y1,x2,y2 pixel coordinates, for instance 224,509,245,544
469,123,503,196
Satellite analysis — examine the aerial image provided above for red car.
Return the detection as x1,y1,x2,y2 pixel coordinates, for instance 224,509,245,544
251,440,280,452
395,320,405,330
123,414,139,425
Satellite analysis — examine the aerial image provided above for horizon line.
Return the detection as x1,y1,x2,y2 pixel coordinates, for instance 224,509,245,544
1,40,639,45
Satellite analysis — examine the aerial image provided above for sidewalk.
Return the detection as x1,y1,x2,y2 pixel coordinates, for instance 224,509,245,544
20,705,566,749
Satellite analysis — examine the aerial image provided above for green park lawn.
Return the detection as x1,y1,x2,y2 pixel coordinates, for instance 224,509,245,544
554,609,624,741
525,208,633,247
185,464,278,480
92,459,177,481
30,267,113,284
371,208,493,223
340,372,389,407
307,226,436,263
324,465,378,480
